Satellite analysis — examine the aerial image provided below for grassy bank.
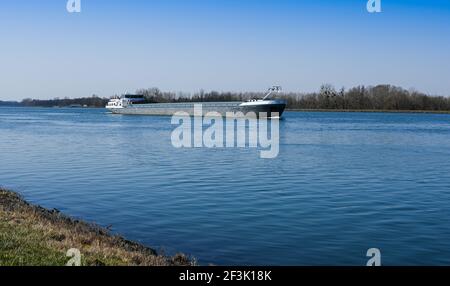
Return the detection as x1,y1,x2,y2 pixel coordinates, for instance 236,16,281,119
0,189,194,266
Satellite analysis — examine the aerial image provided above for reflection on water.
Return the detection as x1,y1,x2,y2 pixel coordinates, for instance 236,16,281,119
1,107,450,265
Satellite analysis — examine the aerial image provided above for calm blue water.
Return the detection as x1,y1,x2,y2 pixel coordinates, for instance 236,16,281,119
1,107,450,265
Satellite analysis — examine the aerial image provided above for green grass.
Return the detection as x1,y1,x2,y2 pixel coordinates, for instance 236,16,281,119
0,189,194,266
0,219,67,266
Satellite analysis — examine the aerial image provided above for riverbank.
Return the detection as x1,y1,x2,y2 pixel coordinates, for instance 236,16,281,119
286,108,450,114
0,189,194,266
3,105,450,115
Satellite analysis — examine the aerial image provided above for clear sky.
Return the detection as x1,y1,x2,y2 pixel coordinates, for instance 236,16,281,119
1,0,449,100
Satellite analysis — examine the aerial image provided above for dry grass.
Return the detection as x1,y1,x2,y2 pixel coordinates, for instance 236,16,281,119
0,188,195,266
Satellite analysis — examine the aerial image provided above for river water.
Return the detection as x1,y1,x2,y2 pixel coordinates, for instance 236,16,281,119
1,107,450,265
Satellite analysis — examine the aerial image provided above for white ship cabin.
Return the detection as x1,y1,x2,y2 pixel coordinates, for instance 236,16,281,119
106,94,144,109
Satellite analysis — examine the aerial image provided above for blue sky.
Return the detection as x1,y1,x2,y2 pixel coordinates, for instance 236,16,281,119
0,0,449,100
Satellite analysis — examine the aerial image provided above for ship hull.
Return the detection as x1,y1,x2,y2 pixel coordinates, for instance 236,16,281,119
108,100,286,118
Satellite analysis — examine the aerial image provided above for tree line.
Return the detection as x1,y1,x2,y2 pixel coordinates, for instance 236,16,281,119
2,85,449,111
137,85,450,111
288,84,450,111
18,95,108,108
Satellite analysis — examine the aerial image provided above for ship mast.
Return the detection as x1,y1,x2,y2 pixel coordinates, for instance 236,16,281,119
262,86,282,100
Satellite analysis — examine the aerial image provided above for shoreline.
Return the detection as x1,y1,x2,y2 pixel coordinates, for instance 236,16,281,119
286,108,450,115
2,105,450,115
0,188,195,266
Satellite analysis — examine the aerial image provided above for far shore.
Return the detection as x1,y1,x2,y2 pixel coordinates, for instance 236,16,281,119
0,188,195,266
286,108,450,114
2,104,450,115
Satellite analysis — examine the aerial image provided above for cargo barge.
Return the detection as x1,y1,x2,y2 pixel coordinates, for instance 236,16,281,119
106,86,287,118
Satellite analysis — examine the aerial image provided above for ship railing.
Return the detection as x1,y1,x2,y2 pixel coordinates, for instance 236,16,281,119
131,102,242,109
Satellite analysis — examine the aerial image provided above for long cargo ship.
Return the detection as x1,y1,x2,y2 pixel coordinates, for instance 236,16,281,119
106,86,287,118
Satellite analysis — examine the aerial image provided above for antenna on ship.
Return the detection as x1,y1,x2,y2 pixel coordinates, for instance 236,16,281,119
262,86,282,100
